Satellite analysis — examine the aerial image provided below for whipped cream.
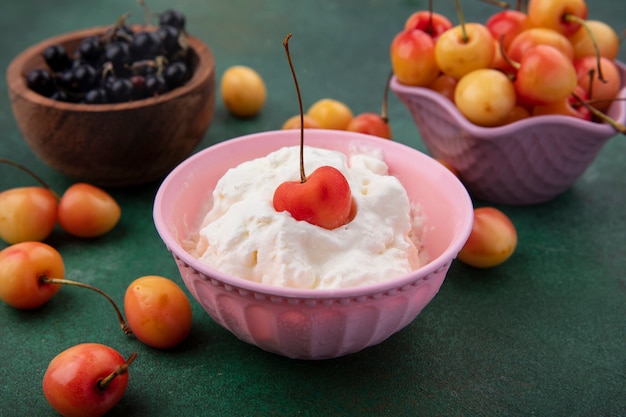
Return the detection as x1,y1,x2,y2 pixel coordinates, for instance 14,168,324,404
191,145,424,289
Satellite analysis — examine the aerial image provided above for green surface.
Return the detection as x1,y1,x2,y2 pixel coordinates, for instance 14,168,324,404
1,1,625,416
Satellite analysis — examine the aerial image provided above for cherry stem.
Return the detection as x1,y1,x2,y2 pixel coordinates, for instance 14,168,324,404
498,35,520,70
41,276,133,336
97,352,138,391
136,0,152,26
452,0,468,42
571,92,626,135
564,13,606,83
0,158,60,199
381,70,392,124
282,33,307,184
478,0,510,9
426,0,434,35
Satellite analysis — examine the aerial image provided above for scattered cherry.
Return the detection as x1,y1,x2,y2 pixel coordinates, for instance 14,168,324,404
124,275,192,349
43,343,137,417
458,207,518,268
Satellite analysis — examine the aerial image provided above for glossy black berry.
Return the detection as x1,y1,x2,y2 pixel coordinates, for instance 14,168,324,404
105,41,131,72
43,45,72,72
71,64,99,91
106,77,133,103
159,9,186,30
157,25,183,56
84,88,108,104
144,74,168,97
77,36,104,65
26,68,56,97
130,31,163,61
164,61,188,89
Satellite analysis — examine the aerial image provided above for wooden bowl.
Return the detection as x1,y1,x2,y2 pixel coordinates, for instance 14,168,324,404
6,26,215,187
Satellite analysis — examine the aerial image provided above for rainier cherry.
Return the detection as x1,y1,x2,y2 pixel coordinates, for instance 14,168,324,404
273,34,353,230
533,85,591,120
0,186,57,244
527,0,588,37
507,28,575,63
435,22,495,80
454,68,516,127
458,207,518,268
124,275,193,349
574,55,621,112
282,114,320,130
43,343,137,417
0,241,131,333
58,183,121,238
390,28,439,87
220,65,267,118
0,241,64,309
513,44,578,106
568,20,620,60
485,9,529,50
306,98,354,130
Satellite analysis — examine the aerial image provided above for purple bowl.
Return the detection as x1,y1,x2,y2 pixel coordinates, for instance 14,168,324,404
154,129,473,359
391,61,626,205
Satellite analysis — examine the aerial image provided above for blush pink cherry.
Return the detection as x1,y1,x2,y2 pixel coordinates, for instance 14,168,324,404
273,165,352,230
514,44,578,106
404,10,453,39
390,28,439,87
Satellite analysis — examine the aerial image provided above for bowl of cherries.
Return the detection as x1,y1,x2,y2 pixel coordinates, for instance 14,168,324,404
6,9,215,187
389,0,626,205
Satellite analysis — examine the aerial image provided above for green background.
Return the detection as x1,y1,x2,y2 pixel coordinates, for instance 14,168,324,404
1,1,625,416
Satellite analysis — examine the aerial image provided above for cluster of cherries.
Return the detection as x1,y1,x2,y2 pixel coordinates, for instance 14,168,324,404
390,0,623,128
26,9,191,104
0,160,193,416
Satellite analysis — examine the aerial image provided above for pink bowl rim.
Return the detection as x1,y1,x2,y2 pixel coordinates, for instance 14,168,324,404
153,129,474,300
390,60,626,140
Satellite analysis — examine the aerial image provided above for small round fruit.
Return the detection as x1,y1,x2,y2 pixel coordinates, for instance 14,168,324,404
58,183,121,238
0,241,64,309
306,98,354,130
124,275,193,349
568,20,620,60
220,65,267,117
458,207,518,268
454,69,516,127
0,186,58,244
390,28,439,87
282,114,320,130
346,113,392,139
435,23,495,80
43,343,133,417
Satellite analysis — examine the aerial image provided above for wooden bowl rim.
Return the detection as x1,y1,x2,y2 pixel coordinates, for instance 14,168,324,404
6,25,215,112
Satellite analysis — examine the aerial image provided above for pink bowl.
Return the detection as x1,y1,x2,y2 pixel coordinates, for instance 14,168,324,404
391,61,626,205
153,129,473,359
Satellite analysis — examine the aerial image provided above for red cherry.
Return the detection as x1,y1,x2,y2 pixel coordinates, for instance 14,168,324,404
347,113,392,139
42,343,136,417
404,10,453,39
273,165,352,230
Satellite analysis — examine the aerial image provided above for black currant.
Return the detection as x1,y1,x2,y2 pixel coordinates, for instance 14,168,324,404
84,88,109,104
144,74,168,97
164,61,188,89
77,36,104,65
159,9,186,30
71,64,98,91
105,41,132,72
157,25,183,57
106,77,134,103
43,44,72,72
130,31,163,61
25,68,56,97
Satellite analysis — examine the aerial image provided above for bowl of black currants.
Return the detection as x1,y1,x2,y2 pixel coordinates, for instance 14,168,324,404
6,9,215,187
